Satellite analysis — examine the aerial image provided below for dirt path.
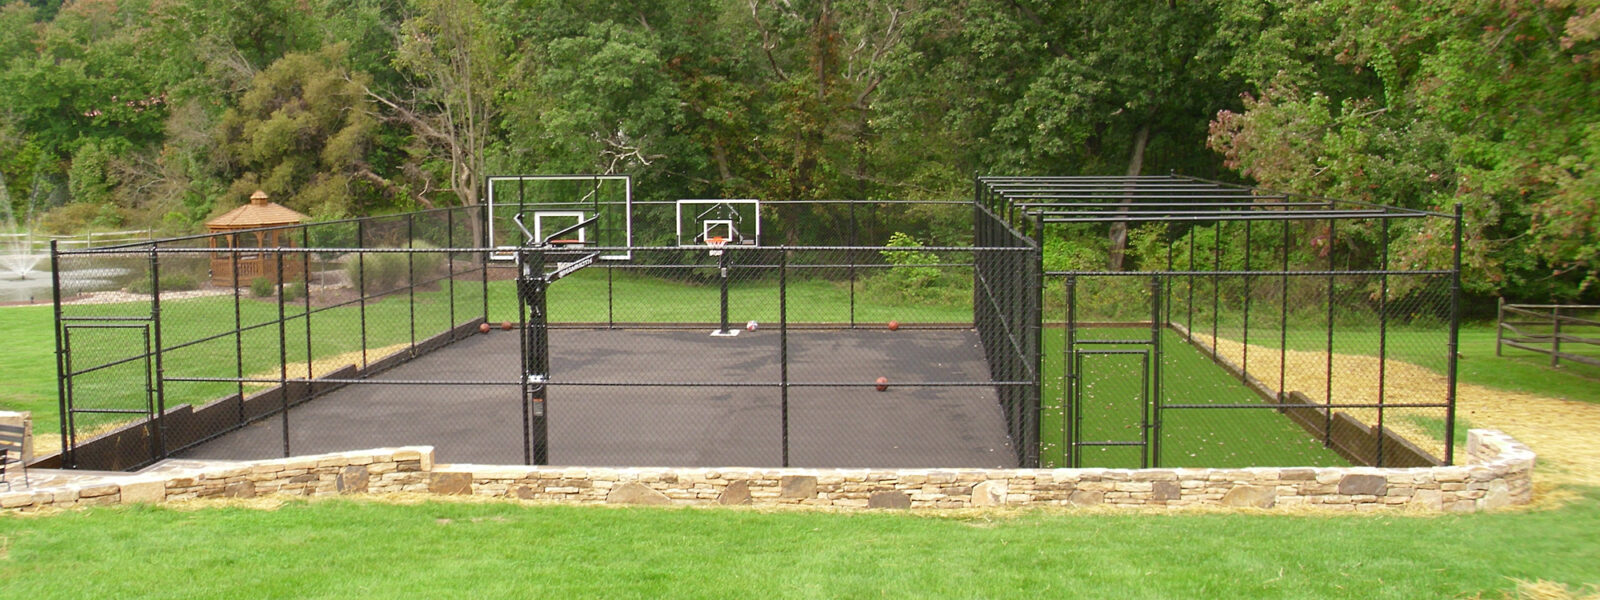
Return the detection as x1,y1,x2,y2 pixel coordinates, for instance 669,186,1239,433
1195,333,1600,489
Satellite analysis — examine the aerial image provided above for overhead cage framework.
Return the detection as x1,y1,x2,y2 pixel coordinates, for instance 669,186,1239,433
978,173,1463,469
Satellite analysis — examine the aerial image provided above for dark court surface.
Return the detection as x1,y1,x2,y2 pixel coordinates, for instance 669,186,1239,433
178,327,1016,468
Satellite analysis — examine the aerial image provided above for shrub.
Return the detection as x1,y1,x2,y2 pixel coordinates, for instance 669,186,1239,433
250,277,275,298
125,272,200,295
862,232,970,306
342,239,445,293
282,279,306,302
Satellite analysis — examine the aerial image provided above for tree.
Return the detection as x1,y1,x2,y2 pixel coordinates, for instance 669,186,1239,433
219,44,389,216
372,0,510,218
1208,0,1600,299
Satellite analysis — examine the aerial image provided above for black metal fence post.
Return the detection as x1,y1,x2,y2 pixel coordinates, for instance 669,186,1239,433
1377,217,1391,466
232,244,244,425
50,240,68,465
780,249,789,467
358,220,368,370
276,251,289,458
1445,203,1464,465
1149,276,1163,468
149,246,167,460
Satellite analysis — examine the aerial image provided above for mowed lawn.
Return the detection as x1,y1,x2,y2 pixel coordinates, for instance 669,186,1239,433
1039,327,1347,470
3,276,1599,598
1,490,1598,599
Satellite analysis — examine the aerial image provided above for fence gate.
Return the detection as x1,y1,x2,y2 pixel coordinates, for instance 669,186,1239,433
61,322,162,469
1064,276,1163,468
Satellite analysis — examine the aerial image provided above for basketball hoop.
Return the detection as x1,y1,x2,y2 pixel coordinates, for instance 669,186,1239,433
706,236,727,256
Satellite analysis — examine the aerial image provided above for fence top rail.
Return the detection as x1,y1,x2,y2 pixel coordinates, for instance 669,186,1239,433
1041,210,1433,223
1045,268,1454,277
1502,303,1600,310
56,244,1037,256
981,173,1455,220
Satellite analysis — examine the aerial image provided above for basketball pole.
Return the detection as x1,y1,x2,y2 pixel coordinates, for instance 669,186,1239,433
518,242,550,466
712,247,736,336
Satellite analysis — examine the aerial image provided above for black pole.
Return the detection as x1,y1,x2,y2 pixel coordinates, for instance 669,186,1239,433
717,249,732,335
849,200,857,328
407,213,417,354
517,246,531,465
519,244,551,466
149,246,167,460
277,251,289,458
1279,220,1290,403
1187,228,1195,342
1242,220,1251,375
1324,218,1336,447
1211,221,1221,359
447,207,456,336
358,219,368,370
1065,275,1078,467
232,243,244,427
1029,213,1044,468
780,249,789,467
1376,217,1390,466
1149,276,1163,468
1445,203,1463,465
50,240,69,465
302,226,312,393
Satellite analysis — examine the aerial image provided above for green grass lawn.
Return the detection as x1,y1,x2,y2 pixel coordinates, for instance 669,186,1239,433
1040,327,1346,469
3,274,1599,597
1,490,1598,599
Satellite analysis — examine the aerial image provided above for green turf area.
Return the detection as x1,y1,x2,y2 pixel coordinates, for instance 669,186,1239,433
1039,327,1347,469
2,490,1597,599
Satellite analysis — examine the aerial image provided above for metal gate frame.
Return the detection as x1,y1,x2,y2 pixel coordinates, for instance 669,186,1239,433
1063,276,1164,468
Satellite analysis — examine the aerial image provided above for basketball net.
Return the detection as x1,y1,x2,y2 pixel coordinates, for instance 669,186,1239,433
706,236,727,256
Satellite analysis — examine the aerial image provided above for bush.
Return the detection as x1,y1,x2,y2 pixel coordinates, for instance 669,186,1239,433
862,232,970,306
250,277,275,298
282,279,306,302
125,272,200,295
342,239,445,293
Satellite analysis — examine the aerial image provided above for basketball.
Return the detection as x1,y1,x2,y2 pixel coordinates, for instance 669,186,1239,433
479,323,491,334
502,321,513,331
747,320,759,331
887,320,900,331
875,376,888,392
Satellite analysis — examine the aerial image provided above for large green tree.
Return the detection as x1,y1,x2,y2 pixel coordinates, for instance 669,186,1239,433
1208,0,1600,299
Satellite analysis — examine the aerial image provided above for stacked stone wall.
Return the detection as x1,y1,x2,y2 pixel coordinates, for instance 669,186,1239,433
1,430,1534,513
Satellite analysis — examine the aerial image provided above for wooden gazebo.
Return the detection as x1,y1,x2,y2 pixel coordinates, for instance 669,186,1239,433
207,190,309,286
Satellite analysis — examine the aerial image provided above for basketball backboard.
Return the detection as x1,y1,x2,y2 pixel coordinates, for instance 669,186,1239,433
486,175,632,260
676,199,761,248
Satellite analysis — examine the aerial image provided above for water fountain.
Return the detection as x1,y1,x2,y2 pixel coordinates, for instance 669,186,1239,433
0,172,51,303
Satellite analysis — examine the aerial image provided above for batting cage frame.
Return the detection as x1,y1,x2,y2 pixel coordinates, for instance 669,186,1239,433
979,174,1462,469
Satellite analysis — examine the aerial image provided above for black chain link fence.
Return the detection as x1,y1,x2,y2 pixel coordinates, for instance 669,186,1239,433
50,203,1041,470
1043,216,1458,469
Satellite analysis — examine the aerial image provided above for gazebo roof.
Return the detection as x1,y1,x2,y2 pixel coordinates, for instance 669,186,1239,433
206,191,308,230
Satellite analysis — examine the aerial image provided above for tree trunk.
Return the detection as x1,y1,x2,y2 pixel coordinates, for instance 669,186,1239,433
1107,122,1151,271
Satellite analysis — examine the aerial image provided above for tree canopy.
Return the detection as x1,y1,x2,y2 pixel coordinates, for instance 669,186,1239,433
0,0,1594,301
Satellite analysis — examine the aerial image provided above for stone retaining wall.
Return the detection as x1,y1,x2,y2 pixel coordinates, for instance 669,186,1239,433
1,429,1534,513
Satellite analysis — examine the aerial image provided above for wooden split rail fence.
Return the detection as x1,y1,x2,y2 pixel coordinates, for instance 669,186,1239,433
1496,300,1600,368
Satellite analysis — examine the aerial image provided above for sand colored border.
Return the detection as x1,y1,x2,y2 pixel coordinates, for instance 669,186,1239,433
2,429,1532,513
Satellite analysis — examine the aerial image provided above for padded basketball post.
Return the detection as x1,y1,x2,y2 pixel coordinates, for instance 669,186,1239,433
711,249,736,337
518,250,550,465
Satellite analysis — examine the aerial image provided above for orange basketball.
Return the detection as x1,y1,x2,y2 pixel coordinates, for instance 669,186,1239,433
887,321,900,331
875,376,889,392
502,321,513,331
479,323,491,334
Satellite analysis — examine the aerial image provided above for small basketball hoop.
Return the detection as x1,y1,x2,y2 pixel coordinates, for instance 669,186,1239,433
706,236,727,256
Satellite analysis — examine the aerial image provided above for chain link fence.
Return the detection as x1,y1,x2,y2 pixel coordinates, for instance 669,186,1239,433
50,203,1039,470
